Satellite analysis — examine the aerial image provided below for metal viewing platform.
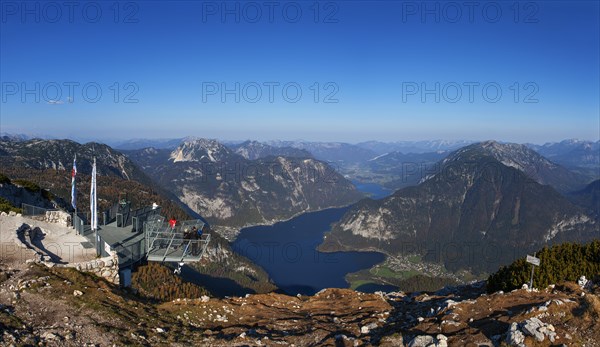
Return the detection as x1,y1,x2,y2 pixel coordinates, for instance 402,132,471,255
145,215,211,263
74,198,211,269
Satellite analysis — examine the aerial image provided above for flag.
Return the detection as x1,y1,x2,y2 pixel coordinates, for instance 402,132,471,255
71,155,77,209
90,157,97,230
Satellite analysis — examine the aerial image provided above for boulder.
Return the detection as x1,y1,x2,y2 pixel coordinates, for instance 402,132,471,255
379,334,403,347
360,322,378,334
42,332,59,340
408,335,434,347
44,210,71,227
578,275,592,290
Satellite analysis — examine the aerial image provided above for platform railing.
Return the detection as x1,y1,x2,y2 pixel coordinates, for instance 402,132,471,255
21,203,58,217
145,219,210,263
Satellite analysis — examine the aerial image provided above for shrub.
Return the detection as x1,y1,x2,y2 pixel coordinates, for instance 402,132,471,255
132,262,209,301
41,189,54,201
487,241,600,293
12,179,41,193
0,197,22,214
0,173,10,185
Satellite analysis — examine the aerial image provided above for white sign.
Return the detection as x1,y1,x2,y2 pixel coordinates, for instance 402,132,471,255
526,255,540,266
104,242,112,255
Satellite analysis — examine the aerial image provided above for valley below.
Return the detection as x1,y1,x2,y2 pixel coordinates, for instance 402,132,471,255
231,207,389,295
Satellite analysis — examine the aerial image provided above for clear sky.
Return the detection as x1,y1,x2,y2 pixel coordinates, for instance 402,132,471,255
1,0,598,144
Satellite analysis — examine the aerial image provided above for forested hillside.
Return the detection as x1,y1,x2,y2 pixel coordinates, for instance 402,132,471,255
487,240,600,293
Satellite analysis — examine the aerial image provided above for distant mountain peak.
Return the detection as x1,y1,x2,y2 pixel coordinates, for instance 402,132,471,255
230,141,313,160
560,138,584,144
170,138,232,163
479,139,500,147
181,137,220,147
433,141,589,193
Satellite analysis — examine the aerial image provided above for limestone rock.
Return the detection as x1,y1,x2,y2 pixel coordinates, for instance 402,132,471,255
408,335,434,347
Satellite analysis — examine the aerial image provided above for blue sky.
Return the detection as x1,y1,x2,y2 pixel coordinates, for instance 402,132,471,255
1,0,598,143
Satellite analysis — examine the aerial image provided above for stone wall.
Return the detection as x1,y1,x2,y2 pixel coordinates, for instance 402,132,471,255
44,210,71,227
1,211,22,218
66,252,120,285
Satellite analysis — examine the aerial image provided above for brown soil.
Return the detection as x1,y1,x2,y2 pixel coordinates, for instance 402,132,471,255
1,262,598,346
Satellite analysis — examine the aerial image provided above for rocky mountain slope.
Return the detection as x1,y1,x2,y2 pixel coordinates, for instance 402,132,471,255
260,139,594,193
527,139,600,184
568,179,600,217
0,139,192,219
321,141,598,273
0,175,68,213
0,133,32,142
0,139,150,185
459,141,591,194
229,140,313,160
366,151,450,190
1,261,598,346
0,140,278,295
125,138,363,232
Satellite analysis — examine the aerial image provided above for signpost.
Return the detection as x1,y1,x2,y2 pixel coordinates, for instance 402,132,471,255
526,255,540,266
526,253,540,289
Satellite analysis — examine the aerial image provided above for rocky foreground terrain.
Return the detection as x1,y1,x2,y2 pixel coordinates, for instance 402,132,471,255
1,261,598,347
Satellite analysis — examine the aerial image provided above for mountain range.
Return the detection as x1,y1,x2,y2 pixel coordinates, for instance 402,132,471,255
527,139,600,169
1,136,598,281
266,140,378,165
0,139,148,184
230,140,313,160
526,140,600,184
356,140,475,155
124,138,363,232
5,133,598,181
0,139,280,294
320,141,599,273
112,138,185,151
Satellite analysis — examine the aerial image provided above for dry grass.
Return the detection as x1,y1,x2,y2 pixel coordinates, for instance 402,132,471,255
555,281,582,294
581,294,600,320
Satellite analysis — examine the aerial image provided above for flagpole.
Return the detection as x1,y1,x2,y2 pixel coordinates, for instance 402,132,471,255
91,157,98,256
72,154,78,235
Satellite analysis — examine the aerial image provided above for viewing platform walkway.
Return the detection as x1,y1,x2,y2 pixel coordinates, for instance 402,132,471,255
145,215,211,263
69,201,211,268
